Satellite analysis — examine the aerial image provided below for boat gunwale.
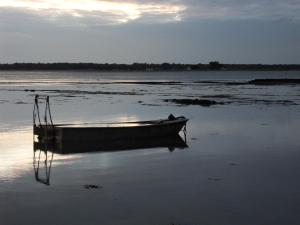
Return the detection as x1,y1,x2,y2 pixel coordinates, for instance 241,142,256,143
35,118,188,130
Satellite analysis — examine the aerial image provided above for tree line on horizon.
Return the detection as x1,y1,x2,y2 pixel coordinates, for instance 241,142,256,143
0,62,299,71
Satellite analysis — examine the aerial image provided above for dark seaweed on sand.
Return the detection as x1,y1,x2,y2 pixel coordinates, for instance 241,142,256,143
248,79,300,85
164,99,224,107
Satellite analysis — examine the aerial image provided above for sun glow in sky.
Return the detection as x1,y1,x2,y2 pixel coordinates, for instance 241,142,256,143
0,0,186,23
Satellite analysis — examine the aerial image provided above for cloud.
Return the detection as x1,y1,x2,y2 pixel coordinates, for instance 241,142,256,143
0,0,299,28
0,0,186,25
186,0,300,21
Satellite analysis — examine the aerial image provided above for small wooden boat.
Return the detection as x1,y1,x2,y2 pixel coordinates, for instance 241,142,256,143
33,95,188,143
35,116,187,142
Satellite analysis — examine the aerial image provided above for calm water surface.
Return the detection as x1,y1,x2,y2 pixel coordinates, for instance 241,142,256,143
0,71,300,225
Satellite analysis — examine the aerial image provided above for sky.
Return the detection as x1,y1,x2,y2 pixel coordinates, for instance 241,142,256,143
0,0,300,64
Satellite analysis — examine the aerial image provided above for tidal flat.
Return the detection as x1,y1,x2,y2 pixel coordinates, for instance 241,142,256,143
0,71,300,225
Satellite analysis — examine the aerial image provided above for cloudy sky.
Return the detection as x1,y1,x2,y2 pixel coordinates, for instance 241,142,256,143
0,0,299,64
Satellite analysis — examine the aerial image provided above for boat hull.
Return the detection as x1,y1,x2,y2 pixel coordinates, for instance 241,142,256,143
34,117,188,142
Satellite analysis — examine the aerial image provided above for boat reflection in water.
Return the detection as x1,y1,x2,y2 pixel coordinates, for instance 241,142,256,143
33,132,188,185
33,144,54,186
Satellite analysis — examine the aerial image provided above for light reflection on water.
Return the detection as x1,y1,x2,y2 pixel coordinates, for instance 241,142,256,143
0,127,82,182
0,128,32,182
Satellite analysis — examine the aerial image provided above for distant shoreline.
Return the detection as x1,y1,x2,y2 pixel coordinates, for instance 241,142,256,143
0,62,300,71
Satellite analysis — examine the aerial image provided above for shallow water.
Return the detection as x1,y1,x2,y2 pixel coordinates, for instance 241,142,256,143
0,71,300,225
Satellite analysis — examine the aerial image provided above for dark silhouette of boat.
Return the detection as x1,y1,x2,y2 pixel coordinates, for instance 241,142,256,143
34,117,187,142
33,95,188,142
